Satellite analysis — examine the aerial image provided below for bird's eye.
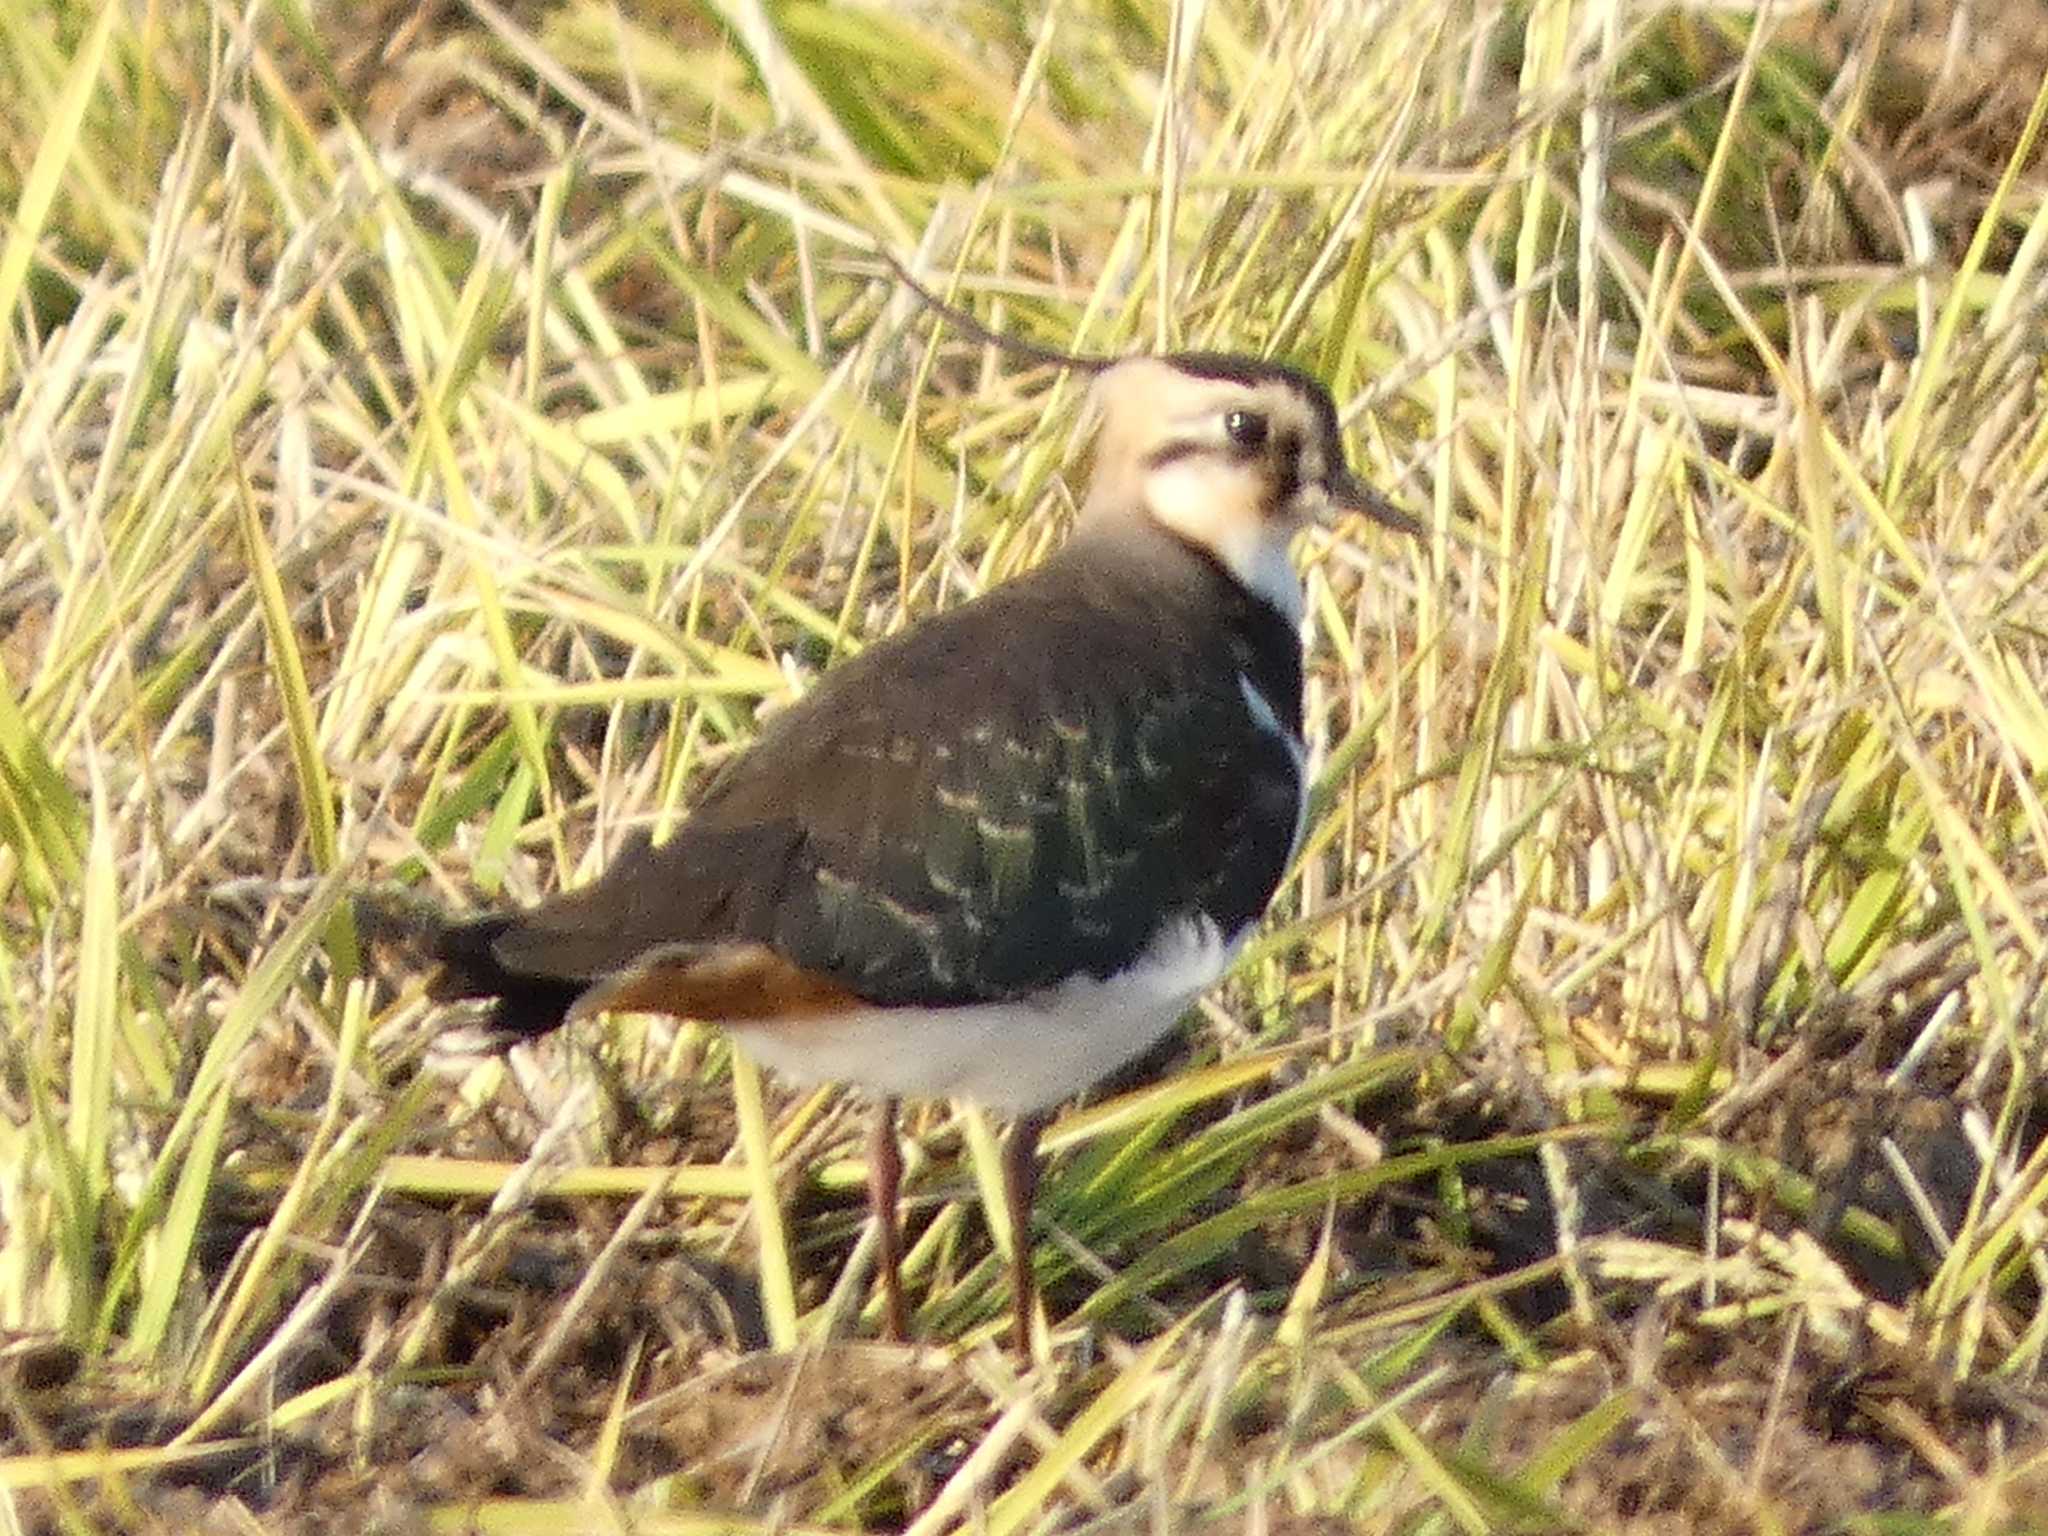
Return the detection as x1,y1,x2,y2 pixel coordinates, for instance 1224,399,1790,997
1223,409,1269,452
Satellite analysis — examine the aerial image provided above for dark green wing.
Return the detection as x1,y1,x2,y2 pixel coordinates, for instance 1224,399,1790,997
490,536,1305,1007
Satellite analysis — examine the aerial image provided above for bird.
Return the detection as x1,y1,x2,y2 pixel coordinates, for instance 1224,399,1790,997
365,348,1418,1353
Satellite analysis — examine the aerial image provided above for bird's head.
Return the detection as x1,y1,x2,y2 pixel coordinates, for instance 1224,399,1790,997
1081,353,1418,621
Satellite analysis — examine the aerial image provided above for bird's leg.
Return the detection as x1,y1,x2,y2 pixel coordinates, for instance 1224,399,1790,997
868,1096,909,1340
1003,1109,1052,1355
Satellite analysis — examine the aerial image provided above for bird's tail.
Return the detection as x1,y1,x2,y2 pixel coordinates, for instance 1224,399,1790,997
355,894,586,1046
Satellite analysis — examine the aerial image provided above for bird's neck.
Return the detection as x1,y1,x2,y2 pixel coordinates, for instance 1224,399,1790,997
1080,474,1304,629
1065,515,1306,724
1073,502,1304,624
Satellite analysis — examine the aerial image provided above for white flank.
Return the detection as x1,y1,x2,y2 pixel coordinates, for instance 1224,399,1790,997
729,912,1244,1113
1239,671,1309,866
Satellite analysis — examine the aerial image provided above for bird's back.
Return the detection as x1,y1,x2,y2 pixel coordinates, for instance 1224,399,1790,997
429,521,1306,1037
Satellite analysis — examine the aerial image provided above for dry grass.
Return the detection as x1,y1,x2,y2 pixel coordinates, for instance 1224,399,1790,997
4,0,2048,1530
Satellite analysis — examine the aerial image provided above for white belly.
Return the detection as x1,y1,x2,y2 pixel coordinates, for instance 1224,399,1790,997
728,913,1245,1113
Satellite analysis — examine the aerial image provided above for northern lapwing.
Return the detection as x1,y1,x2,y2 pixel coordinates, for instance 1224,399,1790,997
367,349,1417,1352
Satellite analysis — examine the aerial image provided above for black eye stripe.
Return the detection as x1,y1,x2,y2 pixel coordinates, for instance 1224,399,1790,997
1145,419,1316,476
1144,440,1207,471
1273,429,1303,502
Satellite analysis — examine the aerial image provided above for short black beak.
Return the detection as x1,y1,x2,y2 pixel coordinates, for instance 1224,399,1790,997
1326,467,1425,538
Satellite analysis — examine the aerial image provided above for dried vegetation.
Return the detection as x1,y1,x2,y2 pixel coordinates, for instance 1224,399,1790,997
4,0,2048,1529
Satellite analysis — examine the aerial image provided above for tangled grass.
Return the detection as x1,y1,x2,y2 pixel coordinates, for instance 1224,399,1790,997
3,0,2048,1529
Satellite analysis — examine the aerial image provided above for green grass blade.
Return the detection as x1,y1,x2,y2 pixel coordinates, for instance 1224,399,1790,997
0,0,118,387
